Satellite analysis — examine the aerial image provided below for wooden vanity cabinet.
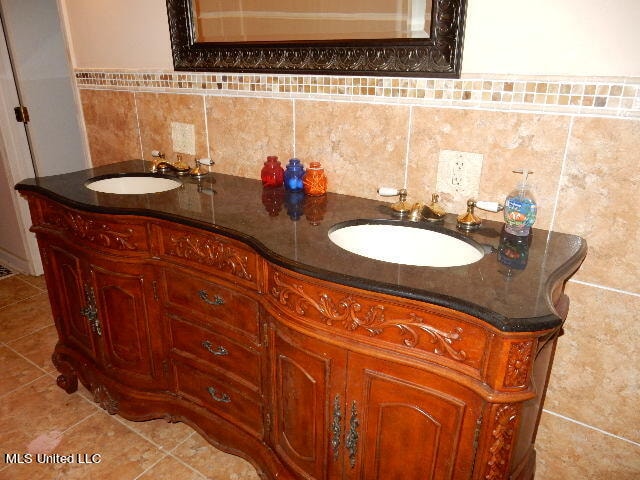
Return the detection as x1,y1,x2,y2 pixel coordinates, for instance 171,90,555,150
270,321,484,480
31,205,167,396
20,193,573,480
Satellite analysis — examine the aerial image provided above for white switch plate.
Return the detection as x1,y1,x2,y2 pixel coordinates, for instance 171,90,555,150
436,150,484,203
171,122,195,155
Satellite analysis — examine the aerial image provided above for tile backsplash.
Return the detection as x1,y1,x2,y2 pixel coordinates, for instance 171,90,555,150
75,68,640,479
76,70,640,118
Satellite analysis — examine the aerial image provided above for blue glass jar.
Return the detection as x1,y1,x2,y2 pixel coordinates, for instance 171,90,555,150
284,158,305,192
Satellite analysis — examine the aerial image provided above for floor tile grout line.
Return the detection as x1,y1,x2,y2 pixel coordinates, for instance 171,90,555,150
113,415,209,479
2,321,56,345
0,371,52,400
131,453,171,480
4,336,57,374
0,272,44,289
0,290,50,312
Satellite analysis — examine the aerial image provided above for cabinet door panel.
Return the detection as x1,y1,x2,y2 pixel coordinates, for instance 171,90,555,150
47,245,97,359
272,324,347,480
91,263,158,383
349,353,482,480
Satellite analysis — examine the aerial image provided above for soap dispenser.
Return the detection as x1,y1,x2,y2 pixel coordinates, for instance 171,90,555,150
503,169,537,236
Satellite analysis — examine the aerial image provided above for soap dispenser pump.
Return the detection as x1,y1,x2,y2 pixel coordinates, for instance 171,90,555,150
504,169,537,236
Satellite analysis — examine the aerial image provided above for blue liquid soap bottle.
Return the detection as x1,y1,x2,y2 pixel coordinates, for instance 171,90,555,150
504,169,537,236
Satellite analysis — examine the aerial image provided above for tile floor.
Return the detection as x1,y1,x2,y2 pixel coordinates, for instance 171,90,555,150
0,273,261,480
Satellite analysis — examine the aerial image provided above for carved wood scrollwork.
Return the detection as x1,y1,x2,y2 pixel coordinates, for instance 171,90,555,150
43,210,138,250
483,404,518,480
503,341,534,388
166,233,252,280
271,272,467,361
92,384,119,415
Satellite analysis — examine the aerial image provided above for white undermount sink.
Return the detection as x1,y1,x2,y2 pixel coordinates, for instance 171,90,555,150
328,220,484,267
85,174,182,194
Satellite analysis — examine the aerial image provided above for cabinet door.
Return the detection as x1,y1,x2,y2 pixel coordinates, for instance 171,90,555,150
271,323,347,480
89,260,164,387
346,353,483,480
45,244,98,360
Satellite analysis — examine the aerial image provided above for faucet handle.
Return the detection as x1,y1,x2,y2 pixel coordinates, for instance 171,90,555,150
457,199,505,231
378,187,404,197
377,187,410,214
197,157,214,166
475,200,504,213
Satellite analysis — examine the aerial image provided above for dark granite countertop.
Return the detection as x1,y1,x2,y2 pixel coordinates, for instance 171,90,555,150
16,160,587,333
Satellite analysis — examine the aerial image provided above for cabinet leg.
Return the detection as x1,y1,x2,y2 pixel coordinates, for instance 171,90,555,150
56,372,78,394
52,352,78,394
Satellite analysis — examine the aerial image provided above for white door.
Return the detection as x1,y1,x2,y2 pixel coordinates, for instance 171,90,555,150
0,0,89,274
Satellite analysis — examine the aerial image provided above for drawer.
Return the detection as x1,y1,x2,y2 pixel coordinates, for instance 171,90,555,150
156,222,259,290
33,198,149,255
169,314,262,391
173,361,264,439
163,268,260,341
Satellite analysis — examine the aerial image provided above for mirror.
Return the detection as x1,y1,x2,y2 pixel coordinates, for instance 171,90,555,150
166,0,467,77
193,1,432,43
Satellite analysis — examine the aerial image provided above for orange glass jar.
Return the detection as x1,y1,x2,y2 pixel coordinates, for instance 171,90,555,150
302,161,327,196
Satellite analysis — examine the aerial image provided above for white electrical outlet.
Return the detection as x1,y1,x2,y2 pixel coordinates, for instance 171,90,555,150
436,150,484,203
171,122,195,155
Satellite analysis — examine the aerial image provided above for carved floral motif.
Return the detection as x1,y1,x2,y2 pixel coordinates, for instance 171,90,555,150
166,233,252,280
92,384,119,415
43,210,138,250
483,404,518,480
503,341,533,388
271,272,466,361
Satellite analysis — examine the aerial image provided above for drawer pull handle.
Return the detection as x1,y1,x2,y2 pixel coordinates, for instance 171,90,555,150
207,386,231,403
345,401,359,469
80,284,102,336
331,395,342,461
198,290,224,305
201,340,228,356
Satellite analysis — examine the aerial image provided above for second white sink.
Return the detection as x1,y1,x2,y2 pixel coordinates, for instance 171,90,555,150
86,174,182,194
329,220,484,267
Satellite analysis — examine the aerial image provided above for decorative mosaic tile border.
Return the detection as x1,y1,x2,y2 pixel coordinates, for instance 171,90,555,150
75,70,640,118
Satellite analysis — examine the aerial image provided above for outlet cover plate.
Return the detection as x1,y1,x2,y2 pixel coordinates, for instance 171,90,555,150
171,122,195,155
436,150,483,203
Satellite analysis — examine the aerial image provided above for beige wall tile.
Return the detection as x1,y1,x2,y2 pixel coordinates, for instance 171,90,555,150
79,90,141,167
554,117,640,293
206,96,293,179
545,282,640,441
295,101,409,199
408,108,570,225
136,92,207,164
536,412,640,480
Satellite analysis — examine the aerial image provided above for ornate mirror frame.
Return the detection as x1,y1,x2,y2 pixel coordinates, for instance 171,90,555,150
166,0,467,77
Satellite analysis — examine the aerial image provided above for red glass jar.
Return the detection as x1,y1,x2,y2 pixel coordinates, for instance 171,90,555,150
303,161,327,196
260,156,284,188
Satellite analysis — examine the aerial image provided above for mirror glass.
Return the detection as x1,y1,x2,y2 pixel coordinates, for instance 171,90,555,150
193,0,431,42
167,0,466,77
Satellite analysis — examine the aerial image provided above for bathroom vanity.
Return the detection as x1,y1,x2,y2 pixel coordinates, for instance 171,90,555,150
16,160,586,480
